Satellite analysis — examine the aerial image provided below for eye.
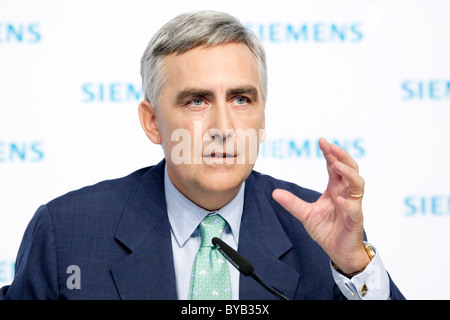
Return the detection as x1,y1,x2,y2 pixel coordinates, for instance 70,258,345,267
233,96,250,106
191,98,204,106
185,97,209,111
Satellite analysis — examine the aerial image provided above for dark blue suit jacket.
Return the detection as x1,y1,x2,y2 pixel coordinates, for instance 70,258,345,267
0,160,404,299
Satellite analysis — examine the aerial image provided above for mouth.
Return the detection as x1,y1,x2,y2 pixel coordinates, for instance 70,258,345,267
204,152,237,158
201,151,238,164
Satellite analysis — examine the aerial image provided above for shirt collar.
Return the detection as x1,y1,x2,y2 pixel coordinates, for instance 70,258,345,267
164,165,244,248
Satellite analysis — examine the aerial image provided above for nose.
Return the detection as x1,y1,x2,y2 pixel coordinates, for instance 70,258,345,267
205,103,234,143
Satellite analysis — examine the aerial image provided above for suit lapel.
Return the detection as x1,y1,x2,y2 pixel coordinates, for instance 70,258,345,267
110,160,177,300
110,162,299,300
238,173,300,300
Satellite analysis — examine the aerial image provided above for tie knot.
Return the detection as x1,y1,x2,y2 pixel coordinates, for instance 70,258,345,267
199,214,226,247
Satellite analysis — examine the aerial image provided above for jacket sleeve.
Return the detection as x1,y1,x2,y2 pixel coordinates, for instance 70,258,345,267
0,205,59,300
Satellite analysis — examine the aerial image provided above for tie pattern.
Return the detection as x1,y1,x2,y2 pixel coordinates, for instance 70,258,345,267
189,214,232,300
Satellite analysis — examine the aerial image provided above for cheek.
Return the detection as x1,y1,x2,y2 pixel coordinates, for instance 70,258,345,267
159,119,202,164
157,112,190,142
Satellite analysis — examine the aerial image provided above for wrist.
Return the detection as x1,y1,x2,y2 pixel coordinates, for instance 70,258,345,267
331,243,375,278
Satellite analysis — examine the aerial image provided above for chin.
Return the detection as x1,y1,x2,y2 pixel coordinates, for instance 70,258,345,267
198,165,251,193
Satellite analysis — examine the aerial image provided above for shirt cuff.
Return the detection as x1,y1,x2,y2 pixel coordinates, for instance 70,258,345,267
330,242,390,300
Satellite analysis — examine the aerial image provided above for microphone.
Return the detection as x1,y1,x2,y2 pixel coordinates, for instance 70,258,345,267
211,237,289,300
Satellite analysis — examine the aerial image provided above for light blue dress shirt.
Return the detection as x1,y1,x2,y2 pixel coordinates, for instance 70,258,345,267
164,166,390,300
165,166,244,300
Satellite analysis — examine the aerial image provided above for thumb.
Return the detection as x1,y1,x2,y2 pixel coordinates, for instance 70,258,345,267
272,189,310,224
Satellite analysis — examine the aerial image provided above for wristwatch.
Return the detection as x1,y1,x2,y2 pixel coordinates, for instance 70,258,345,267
332,243,376,278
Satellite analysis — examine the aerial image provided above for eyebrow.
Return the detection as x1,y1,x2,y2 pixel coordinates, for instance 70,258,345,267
175,85,259,105
175,89,214,105
227,86,259,101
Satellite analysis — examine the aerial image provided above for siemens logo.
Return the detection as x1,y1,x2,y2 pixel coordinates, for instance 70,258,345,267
245,22,363,43
0,22,41,43
82,82,143,103
404,195,450,216
0,141,44,163
259,138,365,159
402,80,450,100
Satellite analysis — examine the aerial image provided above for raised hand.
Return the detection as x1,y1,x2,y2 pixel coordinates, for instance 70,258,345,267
272,138,370,274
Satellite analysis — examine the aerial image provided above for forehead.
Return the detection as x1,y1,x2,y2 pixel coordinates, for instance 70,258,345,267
162,43,261,94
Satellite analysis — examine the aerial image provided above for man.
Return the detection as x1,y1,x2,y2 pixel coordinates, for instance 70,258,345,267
0,10,404,300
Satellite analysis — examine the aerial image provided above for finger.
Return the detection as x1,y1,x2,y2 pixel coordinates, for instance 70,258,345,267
332,161,365,199
272,189,309,224
318,138,339,179
329,142,359,173
318,137,336,164
332,161,365,189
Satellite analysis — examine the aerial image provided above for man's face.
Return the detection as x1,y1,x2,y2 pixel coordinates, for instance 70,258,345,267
142,43,266,207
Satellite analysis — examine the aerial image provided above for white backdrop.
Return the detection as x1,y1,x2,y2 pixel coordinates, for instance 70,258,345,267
1,0,449,299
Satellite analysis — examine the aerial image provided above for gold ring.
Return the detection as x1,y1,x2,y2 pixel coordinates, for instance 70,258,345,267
348,189,364,198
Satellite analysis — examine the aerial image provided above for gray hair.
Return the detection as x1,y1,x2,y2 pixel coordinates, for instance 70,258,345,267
140,10,267,107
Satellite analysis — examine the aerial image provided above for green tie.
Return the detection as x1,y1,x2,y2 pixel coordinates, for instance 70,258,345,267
189,214,232,300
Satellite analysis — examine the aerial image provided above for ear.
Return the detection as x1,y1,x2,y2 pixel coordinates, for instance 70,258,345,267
138,100,162,144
